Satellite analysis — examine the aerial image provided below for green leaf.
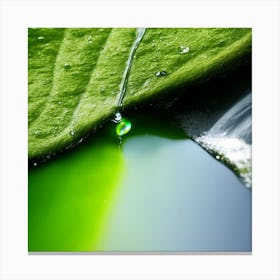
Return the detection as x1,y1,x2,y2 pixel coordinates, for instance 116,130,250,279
28,28,252,160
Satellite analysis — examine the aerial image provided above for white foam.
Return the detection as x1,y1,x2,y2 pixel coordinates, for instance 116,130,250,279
196,135,251,187
196,93,252,187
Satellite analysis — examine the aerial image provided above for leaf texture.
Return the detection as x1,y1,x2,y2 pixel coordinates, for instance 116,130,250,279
28,28,252,159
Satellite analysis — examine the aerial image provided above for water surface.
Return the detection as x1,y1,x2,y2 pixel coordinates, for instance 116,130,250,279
28,113,251,252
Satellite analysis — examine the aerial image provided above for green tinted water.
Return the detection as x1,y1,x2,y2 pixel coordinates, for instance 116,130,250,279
28,113,251,252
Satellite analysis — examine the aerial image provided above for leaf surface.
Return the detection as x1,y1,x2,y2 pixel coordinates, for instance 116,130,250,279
28,28,251,159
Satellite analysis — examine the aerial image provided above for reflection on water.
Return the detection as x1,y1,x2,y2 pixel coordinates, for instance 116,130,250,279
98,135,251,252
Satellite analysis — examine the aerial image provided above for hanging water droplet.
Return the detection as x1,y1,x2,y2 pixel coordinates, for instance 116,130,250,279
64,63,71,70
116,118,131,136
37,36,45,41
33,162,38,167
113,112,122,123
155,71,167,77
179,46,190,54
69,130,75,136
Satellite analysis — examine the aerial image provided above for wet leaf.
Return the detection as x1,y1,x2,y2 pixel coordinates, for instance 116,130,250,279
28,28,251,159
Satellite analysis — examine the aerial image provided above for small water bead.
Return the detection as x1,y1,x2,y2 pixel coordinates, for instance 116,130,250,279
64,63,71,70
216,155,221,160
34,130,41,136
37,36,45,41
179,46,190,54
33,162,38,167
69,130,75,136
116,118,131,136
155,71,167,77
87,35,93,44
113,112,122,123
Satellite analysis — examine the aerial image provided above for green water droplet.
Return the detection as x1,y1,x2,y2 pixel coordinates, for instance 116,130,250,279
64,63,71,70
116,118,131,136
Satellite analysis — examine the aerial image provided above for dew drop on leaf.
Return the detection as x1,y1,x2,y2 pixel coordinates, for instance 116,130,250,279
64,63,71,70
179,46,190,54
69,130,75,136
37,36,45,41
87,35,93,44
155,71,167,77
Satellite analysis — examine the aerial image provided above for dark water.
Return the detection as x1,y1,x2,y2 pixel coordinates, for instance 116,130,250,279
28,113,251,252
